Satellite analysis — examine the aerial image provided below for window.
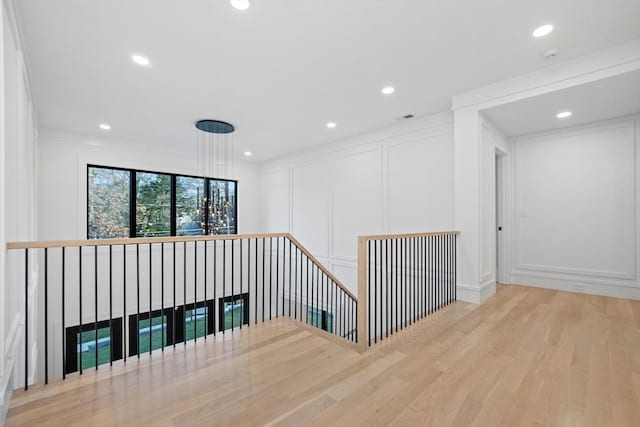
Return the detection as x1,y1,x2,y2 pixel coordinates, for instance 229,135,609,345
209,180,237,235
308,308,334,333
183,303,211,340
65,319,123,374
87,165,237,239
87,167,130,238
128,310,173,356
219,293,249,331
176,176,205,236
136,172,171,237
128,301,214,356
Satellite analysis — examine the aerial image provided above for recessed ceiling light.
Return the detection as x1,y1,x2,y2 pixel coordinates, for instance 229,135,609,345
326,122,337,129
243,151,252,156
533,24,554,38
131,54,150,66
556,111,572,119
230,0,250,10
381,86,395,95
98,123,111,130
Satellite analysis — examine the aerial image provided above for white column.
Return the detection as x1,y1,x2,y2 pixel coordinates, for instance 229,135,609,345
454,107,492,303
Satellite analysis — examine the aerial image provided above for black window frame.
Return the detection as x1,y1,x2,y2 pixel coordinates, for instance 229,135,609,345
128,300,215,357
219,293,250,332
87,164,238,239
65,318,123,374
128,308,175,357
308,307,334,333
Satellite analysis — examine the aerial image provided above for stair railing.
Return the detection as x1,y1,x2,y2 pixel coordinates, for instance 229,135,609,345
356,231,459,350
6,233,357,390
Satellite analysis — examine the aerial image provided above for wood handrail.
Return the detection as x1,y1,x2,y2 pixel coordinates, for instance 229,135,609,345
5,232,291,250
286,234,357,301
358,230,460,241
5,232,357,302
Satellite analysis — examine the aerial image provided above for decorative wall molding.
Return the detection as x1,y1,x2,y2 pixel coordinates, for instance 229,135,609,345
259,111,455,290
510,116,639,298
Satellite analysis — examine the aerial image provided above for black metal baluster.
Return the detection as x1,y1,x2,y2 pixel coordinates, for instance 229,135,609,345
94,246,98,370
109,245,113,363
428,236,432,315
62,247,66,379
123,245,127,360
25,249,29,389
44,248,48,384
367,240,371,345
413,238,417,324
245,239,249,327
385,239,389,338
231,239,235,330
394,239,398,333
213,240,217,335
374,240,377,343
438,236,445,308
183,241,186,344
436,236,442,310
262,238,265,324
289,240,292,317
255,238,259,325
150,243,153,353
79,247,83,374
294,246,298,320
239,239,243,329
275,237,279,318
423,237,427,316
408,238,412,325
324,273,327,330
173,242,176,346
137,244,140,356
342,289,345,338
161,243,165,348
454,235,457,301
306,258,309,324
203,241,207,337
311,263,315,325
194,242,197,340
403,238,407,329
223,239,226,333
269,237,273,320
445,235,449,306
419,237,423,318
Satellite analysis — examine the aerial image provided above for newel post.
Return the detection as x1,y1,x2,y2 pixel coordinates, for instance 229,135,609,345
357,236,367,352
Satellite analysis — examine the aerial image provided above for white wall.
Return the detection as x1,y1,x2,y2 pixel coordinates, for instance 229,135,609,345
509,116,640,299
259,112,455,295
1,0,39,418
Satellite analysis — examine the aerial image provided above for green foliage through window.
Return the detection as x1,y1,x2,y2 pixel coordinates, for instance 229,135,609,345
88,167,130,238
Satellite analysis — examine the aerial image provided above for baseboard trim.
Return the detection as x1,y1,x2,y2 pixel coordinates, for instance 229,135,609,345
511,272,640,300
457,280,496,304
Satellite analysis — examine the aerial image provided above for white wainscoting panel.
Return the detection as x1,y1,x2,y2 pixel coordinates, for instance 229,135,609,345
292,162,330,257
385,132,454,233
331,148,383,260
260,169,290,232
514,120,636,280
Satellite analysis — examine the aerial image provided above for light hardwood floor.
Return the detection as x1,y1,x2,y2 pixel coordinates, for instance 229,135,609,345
7,284,640,426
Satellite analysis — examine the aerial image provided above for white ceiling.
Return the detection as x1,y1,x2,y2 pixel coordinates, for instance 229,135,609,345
15,0,640,161
484,69,640,137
